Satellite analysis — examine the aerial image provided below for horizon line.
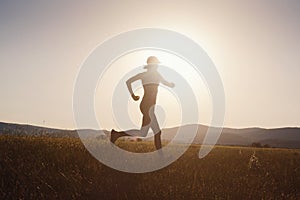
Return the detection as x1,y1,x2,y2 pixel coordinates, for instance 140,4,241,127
1,120,300,131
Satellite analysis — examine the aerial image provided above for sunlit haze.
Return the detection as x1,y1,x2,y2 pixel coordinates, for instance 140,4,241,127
0,0,299,129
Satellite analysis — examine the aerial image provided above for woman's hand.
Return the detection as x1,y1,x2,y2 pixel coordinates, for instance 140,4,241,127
169,82,175,88
131,94,140,101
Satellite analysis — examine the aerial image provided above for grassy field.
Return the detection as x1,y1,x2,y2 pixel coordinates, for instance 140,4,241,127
0,135,299,199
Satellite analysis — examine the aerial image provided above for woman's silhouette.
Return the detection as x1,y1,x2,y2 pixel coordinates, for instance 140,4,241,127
111,56,175,150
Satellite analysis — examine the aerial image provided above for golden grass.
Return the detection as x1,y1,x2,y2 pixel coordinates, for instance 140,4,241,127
1,135,299,199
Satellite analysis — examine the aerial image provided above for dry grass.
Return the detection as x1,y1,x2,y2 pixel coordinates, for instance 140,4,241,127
0,135,299,199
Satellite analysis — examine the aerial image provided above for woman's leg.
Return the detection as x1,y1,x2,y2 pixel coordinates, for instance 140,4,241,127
110,105,161,149
148,108,162,150
110,114,151,143
123,124,150,137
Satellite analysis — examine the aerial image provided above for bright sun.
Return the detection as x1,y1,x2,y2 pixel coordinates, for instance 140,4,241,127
94,49,212,130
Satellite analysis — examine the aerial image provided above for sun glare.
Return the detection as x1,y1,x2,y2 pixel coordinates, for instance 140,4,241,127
94,49,212,130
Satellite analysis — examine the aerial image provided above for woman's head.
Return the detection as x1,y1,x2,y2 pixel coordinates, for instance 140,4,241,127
144,56,160,70
146,56,160,65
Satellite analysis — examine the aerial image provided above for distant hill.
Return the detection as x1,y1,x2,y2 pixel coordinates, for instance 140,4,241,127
0,122,105,138
1,122,300,148
162,124,300,148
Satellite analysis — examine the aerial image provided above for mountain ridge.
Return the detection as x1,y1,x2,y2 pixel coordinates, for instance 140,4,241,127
1,121,300,148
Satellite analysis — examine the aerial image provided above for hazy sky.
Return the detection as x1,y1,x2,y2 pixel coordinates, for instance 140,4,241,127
0,0,299,129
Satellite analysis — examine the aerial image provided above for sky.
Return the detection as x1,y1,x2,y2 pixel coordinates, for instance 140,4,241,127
0,0,299,129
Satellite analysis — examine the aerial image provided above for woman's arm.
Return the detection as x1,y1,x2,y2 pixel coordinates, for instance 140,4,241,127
159,74,175,88
126,73,142,101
